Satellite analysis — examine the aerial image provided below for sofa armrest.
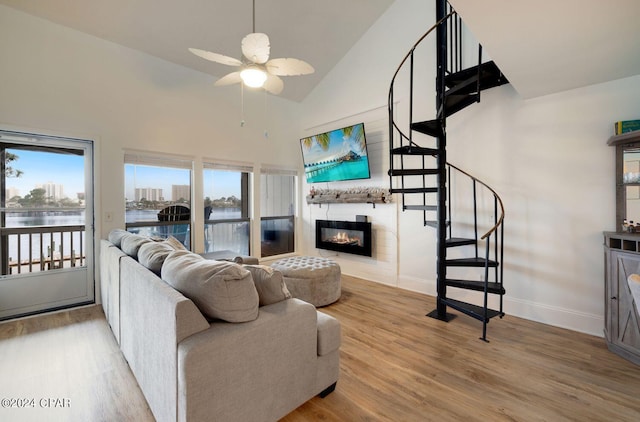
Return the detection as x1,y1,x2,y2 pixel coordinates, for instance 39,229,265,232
99,239,127,343
119,256,210,422
177,298,320,422
317,311,341,356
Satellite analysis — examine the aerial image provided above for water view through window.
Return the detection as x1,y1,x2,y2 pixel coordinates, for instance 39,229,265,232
0,131,94,320
125,161,192,248
2,147,87,273
203,168,250,255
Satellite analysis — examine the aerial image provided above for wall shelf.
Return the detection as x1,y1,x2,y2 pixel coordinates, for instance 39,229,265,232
306,188,392,208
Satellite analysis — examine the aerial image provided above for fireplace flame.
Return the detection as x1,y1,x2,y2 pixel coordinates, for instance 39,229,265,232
327,231,362,246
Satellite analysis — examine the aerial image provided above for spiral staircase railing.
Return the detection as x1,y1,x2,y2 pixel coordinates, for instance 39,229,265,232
387,0,507,341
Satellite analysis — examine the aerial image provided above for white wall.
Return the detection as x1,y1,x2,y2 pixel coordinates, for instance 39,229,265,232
0,4,301,242
299,0,436,290
299,0,640,336
447,77,640,335
0,5,303,305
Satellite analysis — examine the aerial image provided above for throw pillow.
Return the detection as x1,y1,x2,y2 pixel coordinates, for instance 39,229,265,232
120,234,153,259
161,250,259,323
108,229,130,247
243,265,292,306
138,241,175,275
165,235,188,251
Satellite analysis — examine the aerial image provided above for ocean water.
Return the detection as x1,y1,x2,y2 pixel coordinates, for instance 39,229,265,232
305,157,370,183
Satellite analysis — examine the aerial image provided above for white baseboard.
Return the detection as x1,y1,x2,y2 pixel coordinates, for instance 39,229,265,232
504,296,604,338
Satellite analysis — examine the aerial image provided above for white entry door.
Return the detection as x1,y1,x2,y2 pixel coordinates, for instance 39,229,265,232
0,130,94,320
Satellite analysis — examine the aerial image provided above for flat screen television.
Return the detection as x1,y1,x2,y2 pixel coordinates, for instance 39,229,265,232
300,122,370,183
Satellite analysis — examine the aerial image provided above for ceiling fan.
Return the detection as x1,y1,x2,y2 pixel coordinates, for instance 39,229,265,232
188,0,314,95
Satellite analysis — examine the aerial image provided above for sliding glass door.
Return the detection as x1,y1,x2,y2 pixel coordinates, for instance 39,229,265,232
0,130,94,320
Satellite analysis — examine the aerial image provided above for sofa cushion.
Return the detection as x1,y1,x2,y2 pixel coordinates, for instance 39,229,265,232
108,229,130,247
162,250,259,323
165,235,188,251
120,234,154,259
138,241,175,275
243,265,292,306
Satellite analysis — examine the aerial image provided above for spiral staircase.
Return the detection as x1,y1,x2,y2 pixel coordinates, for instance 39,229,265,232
388,0,508,341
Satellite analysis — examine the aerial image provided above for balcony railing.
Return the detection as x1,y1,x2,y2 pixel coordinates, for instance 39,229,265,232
0,225,86,275
204,218,250,255
125,220,191,250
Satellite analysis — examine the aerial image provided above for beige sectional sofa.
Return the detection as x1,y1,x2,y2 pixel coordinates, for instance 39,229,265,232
100,230,340,422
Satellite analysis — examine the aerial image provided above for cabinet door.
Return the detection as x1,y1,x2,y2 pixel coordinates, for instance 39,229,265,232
605,250,613,339
612,251,640,352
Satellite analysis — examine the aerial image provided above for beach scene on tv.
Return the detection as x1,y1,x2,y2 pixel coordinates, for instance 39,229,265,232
300,123,370,183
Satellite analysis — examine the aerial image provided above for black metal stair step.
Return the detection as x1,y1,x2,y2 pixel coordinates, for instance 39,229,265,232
443,93,480,118
445,257,498,267
391,145,439,156
390,187,438,194
411,119,443,138
388,168,439,177
442,298,503,322
445,237,476,248
445,278,505,295
404,205,437,211
444,74,481,96
445,60,509,91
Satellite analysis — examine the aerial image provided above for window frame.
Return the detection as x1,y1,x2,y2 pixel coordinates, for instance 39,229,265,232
124,151,194,249
202,160,253,255
259,167,298,258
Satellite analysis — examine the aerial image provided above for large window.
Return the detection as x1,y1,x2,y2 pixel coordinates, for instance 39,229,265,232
124,153,192,249
203,162,252,255
260,169,296,257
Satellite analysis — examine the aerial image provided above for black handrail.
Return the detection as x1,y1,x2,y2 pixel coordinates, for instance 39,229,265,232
388,0,505,339
446,162,505,240
388,3,505,244
388,10,456,147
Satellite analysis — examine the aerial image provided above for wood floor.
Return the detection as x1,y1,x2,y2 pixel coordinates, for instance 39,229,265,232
2,275,640,421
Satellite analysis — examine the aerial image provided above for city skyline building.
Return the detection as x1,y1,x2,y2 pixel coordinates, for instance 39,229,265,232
37,181,65,201
135,187,163,202
6,187,20,200
172,184,190,202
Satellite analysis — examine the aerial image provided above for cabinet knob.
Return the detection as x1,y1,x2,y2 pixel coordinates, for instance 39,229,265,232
611,296,617,300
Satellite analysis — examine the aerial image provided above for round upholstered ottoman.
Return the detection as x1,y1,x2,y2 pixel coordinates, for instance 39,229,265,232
271,256,341,307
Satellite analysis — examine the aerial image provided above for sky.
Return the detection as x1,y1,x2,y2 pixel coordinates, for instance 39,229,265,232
5,149,85,198
5,151,242,202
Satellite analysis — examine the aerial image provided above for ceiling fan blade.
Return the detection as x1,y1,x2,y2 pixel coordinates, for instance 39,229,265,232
242,33,270,64
266,58,315,76
189,48,242,66
263,73,284,95
214,71,242,86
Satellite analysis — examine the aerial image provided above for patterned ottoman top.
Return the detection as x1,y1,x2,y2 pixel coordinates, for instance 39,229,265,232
271,256,340,277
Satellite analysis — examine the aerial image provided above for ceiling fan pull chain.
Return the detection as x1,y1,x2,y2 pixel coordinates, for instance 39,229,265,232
252,0,256,33
264,89,269,139
240,83,245,127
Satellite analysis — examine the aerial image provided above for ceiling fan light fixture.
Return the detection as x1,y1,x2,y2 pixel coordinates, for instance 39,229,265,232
189,0,313,95
240,67,267,88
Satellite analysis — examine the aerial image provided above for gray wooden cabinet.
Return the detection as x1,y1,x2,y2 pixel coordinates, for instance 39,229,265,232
604,232,640,365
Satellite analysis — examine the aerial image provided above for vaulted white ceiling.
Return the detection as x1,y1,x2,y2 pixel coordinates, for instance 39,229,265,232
0,0,395,102
450,0,640,99
2,0,639,102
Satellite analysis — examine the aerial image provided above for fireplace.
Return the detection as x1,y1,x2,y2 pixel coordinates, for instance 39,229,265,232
315,219,372,257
